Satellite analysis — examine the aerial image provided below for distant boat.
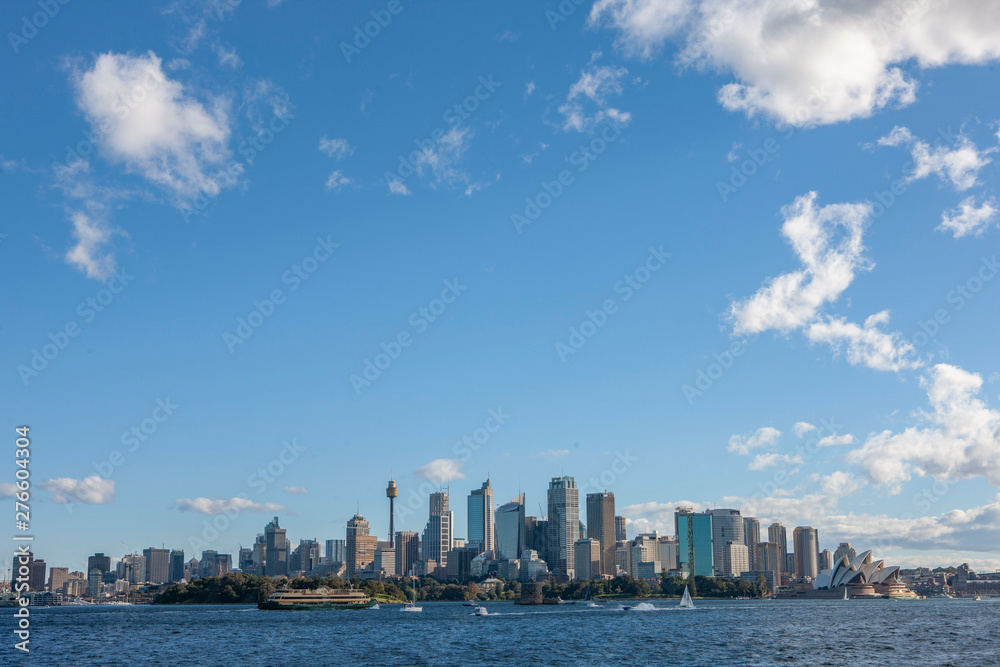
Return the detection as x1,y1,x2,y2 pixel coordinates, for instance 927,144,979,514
401,587,422,613
474,605,489,616
258,587,376,610
679,586,695,609
621,605,634,611
842,587,849,601
462,602,475,607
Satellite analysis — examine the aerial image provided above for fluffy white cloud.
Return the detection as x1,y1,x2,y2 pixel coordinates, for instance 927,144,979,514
318,136,353,159
727,426,781,455
213,44,242,69
414,458,466,484
848,364,1000,492
730,192,871,334
559,63,632,132
175,496,287,515
537,449,571,461
74,51,231,202
939,195,998,238
590,0,1000,126
414,125,473,186
793,422,816,437
283,486,309,495
877,126,994,191
748,451,803,471
0,482,18,498
818,470,864,498
324,170,352,191
806,311,922,372
40,476,115,504
387,179,411,196
817,433,854,448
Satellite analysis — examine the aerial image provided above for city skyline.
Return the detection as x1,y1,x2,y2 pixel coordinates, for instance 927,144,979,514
4,0,1000,578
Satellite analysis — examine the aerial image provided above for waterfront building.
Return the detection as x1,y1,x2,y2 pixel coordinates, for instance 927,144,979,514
574,538,601,581
709,509,744,577
767,523,788,575
347,513,377,577
468,479,496,555
395,531,419,577
495,494,526,561
169,550,185,582
264,517,288,577
48,567,70,593
743,517,761,571
793,526,820,580
87,553,111,576
720,542,749,578
546,476,579,578
586,492,616,576
143,547,170,584
615,515,627,542
675,507,714,578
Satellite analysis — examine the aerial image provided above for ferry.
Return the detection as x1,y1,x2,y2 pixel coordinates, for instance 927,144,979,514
258,587,377,610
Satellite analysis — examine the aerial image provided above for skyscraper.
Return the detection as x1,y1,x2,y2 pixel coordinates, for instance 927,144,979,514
200,550,218,578
833,542,857,564
743,517,761,572
615,515,627,542
326,539,346,563
143,547,170,584
28,558,46,592
467,479,495,555
264,516,288,577
586,492,616,576
546,476,579,577
422,491,453,571
675,507,714,578
574,539,601,580
495,494,526,561
386,477,398,542
756,542,782,588
659,535,679,571
395,531,419,577
709,509,744,577
767,523,788,576
819,548,833,571
792,526,819,580
169,550,185,583
87,553,111,576
48,567,70,593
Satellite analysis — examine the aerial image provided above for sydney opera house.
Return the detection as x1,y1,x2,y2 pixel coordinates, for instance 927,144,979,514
779,550,917,599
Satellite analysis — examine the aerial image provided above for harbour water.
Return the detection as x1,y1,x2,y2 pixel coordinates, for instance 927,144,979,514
3,598,997,665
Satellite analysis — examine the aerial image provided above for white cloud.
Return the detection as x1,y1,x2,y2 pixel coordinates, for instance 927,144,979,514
65,211,117,280
806,311,922,372
525,81,536,98
40,476,115,504
175,496,287,515
590,0,1000,127
621,500,707,536
324,170,352,191
494,29,520,42
559,63,632,133
878,126,994,191
793,422,816,438
213,44,242,69
414,458,466,484
848,364,1000,492
537,449,571,461
387,179,411,196
727,426,781,455
0,483,18,498
74,51,232,203
413,125,473,186
318,136,353,159
817,433,855,448
819,471,864,498
730,192,871,335
747,451,803,471
283,486,309,495
939,195,998,238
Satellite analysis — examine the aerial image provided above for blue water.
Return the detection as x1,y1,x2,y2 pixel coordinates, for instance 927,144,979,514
2,598,998,665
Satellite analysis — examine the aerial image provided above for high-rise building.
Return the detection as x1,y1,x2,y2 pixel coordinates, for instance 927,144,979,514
143,547,170,584
118,553,144,584
252,535,266,574
546,476,579,577
792,526,819,580
495,494,526,561
169,550,185,582
264,517,289,577
743,517,761,572
87,569,102,597
615,541,632,576
574,538,601,581
375,546,396,576
720,542,749,577
709,509,744,577
87,553,111,576
675,507,714,578
631,533,661,578
215,553,232,577
586,492,616,576
615,515,627,542
659,535,679,571
48,567,70,593
326,539,346,563
386,477,398,543
467,479,495,555
819,548,833,572
421,492,453,571
294,539,320,573
756,542,782,588
238,548,254,572
27,557,46,592
347,513,377,577
833,542,857,564
395,531,419,577
767,523,788,575
200,551,218,578
524,516,547,557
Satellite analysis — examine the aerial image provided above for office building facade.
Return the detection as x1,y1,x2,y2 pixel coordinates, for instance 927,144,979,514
546,476,579,577
586,492,616,576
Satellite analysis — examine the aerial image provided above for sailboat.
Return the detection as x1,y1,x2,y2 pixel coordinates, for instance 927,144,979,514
842,587,849,601
585,583,600,608
679,586,695,609
401,586,422,613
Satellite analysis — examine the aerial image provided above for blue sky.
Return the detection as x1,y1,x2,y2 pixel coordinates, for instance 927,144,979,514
3,0,1000,575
